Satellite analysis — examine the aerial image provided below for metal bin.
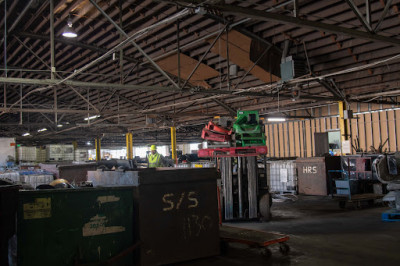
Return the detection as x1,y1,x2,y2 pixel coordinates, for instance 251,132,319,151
133,168,220,265
296,157,341,195
0,185,19,266
17,187,134,266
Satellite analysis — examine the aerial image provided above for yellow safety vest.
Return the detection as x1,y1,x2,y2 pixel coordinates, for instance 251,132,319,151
148,153,162,168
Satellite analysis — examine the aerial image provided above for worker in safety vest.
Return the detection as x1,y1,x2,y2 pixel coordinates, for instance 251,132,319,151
147,145,165,168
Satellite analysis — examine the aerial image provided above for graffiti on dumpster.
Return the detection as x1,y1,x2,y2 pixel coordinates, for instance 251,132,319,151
82,215,125,236
162,191,199,211
23,198,51,219
182,214,213,240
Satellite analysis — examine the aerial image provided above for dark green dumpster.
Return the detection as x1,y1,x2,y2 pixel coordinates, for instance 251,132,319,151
17,187,134,266
0,185,19,266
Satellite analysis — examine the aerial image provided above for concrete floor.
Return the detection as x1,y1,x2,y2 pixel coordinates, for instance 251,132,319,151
177,195,400,266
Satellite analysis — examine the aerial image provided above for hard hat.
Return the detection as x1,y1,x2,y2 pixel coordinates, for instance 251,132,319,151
150,145,157,151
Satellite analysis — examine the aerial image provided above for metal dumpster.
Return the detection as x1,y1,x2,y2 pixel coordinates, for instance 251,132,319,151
17,187,134,266
133,168,220,265
0,185,19,266
296,157,341,195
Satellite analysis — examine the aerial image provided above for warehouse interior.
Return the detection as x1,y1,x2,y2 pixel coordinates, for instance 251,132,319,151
1,0,400,265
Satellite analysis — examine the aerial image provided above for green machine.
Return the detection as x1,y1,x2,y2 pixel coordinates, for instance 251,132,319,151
233,110,266,147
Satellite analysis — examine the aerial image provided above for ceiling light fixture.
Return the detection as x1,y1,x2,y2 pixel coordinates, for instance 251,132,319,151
62,16,77,38
22,132,30,137
57,124,63,128
37,128,47,132
267,117,286,122
84,115,100,121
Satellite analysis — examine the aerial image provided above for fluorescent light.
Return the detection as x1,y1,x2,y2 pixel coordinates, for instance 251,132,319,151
86,141,91,145
62,17,77,38
57,124,63,128
267,117,286,122
84,115,100,121
37,128,47,132
22,132,30,137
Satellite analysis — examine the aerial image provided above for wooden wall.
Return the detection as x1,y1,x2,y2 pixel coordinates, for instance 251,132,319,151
265,102,400,157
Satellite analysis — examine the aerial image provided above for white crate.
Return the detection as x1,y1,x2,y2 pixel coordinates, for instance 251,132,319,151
267,160,297,193
20,174,54,188
47,144,74,161
18,147,37,161
74,149,88,161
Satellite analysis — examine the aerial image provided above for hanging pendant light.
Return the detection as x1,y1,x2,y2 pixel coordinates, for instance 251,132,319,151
62,15,77,38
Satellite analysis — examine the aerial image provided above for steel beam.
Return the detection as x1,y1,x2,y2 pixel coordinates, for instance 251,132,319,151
15,31,143,65
374,0,394,32
345,0,373,32
181,25,227,89
14,36,100,112
0,107,102,114
212,98,236,116
89,0,181,90
50,0,55,80
0,76,177,92
366,0,371,25
211,4,400,46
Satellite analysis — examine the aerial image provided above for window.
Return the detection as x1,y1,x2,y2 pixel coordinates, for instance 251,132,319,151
135,146,148,158
190,143,201,153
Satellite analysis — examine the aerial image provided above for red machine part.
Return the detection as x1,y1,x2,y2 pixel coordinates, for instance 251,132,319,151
198,146,268,158
205,121,232,135
201,128,232,142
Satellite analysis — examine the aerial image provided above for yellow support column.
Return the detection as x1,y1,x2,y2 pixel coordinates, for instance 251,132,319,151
95,137,101,161
72,141,77,161
171,127,177,164
126,133,133,160
338,101,350,154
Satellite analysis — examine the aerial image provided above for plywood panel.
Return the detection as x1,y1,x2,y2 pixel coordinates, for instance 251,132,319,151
360,103,369,112
365,113,373,152
357,115,367,152
325,117,331,130
283,123,288,157
288,122,295,157
311,120,315,156
299,121,305,157
266,124,272,157
320,118,326,132
305,120,312,157
268,124,274,157
278,123,284,158
315,118,320,133
331,117,338,130
372,112,381,150
294,122,301,157
207,30,280,84
388,111,396,152
350,115,358,153
379,111,389,152
331,104,339,115
156,53,219,88
273,124,279,157
321,106,329,116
